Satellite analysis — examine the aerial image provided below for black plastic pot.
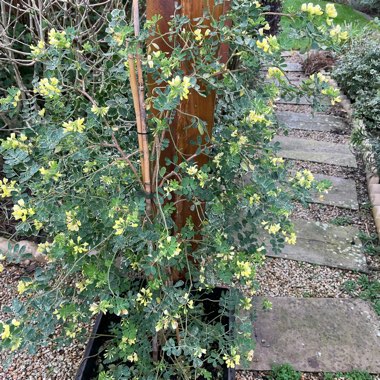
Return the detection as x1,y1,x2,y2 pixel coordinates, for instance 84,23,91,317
76,287,236,380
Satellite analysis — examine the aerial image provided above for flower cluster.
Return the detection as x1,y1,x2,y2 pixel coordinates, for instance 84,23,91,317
63,118,86,133
0,178,17,198
329,25,349,43
168,75,193,100
48,29,71,49
258,23,271,36
291,169,315,189
194,28,211,44
30,40,46,57
12,199,35,222
301,3,324,16
256,35,280,54
34,77,61,99
39,161,63,182
267,67,284,79
321,86,342,105
1,133,29,151
113,210,139,235
309,72,329,83
223,347,241,369
91,105,109,117
66,210,81,232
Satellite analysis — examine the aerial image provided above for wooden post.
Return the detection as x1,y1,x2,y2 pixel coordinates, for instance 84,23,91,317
146,0,229,234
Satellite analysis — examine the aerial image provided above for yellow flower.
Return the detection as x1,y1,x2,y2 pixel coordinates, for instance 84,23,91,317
248,110,267,124
113,212,139,235
236,261,252,279
34,220,43,230
11,319,20,327
223,347,241,369
257,35,279,54
127,353,138,362
12,199,35,222
30,40,46,57
267,67,284,79
249,194,261,205
0,178,17,198
253,1,261,8
240,297,253,311
136,287,153,306
91,105,109,117
326,3,337,18
270,157,284,166
39,161,62,182
266,223,281,235
1,133,29,151
63,118,86,133
38,108,46,117
257,38,270,52
339,31,348,41
292,169,314,189
1,324,10,340
69,237,89,255
259,23,270,36
17,280,31,294
321,86,342,105
194,29,203,41
301,3,324,16
66,210,81,232
168,75,192,100
34,77,61,99
187,165,198,176
285,232,297,245
48,29,70,49
0,263,3,273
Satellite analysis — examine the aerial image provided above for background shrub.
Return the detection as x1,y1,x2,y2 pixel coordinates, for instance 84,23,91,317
333,31,380,131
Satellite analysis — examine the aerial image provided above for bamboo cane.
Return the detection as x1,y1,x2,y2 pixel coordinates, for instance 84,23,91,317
129,0,153,216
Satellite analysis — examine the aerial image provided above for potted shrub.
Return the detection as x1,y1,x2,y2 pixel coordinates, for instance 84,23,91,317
0,1,345,378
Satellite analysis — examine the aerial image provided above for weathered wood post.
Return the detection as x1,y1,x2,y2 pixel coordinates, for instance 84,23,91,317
146,0,230,236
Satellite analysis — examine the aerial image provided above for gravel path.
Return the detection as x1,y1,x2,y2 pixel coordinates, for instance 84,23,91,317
238,53,380,379
0,263,87,380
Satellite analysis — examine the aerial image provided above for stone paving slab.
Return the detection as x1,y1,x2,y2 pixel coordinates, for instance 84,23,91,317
276,97,312,105
274,136,357,168
266,219,367,272
282,62,304,72
312,174,358,210
243,297,380,373
276,111,347,133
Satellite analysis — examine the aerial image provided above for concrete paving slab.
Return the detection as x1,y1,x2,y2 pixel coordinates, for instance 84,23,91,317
274,136,357,168
312,174,359,210
276,111,347,133
266,219,367,272
276,97,312,105
243,297,380,373
282,62,304,72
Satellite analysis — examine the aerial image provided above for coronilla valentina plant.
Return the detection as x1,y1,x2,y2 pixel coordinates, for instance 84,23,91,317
0,1,345,379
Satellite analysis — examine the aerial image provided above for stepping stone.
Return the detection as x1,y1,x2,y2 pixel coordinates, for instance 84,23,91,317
276,96,312,105
312,174,359,210
274,136,357,168
276,111,347,133
267,219,367,272
282,62,303,72
281,51,294,57
244,297,380,373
